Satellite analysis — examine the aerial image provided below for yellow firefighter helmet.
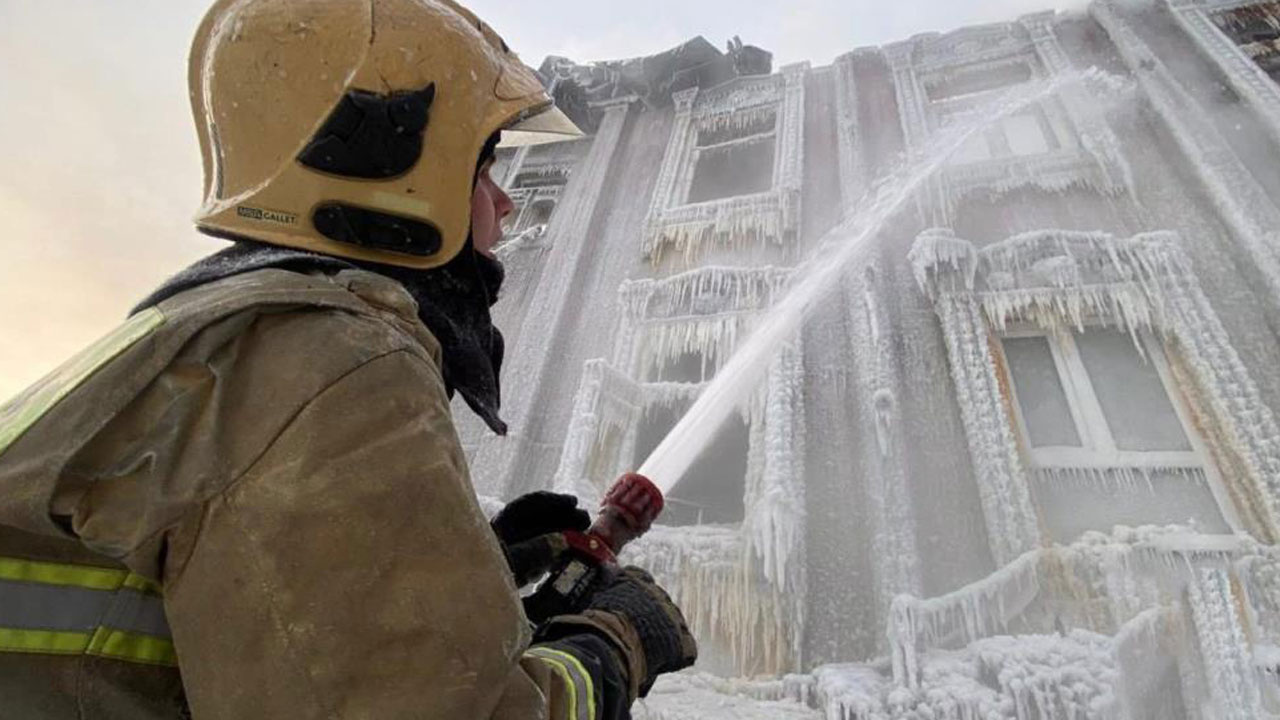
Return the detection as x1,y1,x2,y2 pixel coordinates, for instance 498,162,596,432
188,0,582,269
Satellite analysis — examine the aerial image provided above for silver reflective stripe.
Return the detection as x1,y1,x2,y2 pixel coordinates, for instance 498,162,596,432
0,579,106,630
0,579,171,639
0,579,107,631
101,588,172,638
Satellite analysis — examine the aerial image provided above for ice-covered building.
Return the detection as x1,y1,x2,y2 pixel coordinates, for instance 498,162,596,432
460,1,1280,717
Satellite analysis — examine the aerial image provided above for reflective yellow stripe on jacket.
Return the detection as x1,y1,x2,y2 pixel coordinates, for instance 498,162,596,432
0,307,164,458
525,646,596,720
0,556,176,666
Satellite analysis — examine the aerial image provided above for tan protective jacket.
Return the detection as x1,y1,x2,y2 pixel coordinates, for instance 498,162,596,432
0,268,598,719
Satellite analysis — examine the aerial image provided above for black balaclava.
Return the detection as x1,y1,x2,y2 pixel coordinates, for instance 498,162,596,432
135,134,510,435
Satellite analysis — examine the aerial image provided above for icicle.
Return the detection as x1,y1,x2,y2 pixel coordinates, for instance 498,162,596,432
1032,465,1209,496
907,229,1197,347
620,266,793,322
643,194,793,266
910,228,1195,347
619,267,797,382
622,524,799,676
696,104,779,145
908,228,978,297
764,528,1275,720
742,344,806,667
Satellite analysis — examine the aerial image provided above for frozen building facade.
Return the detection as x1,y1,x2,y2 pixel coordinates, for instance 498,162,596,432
459,0,1280,717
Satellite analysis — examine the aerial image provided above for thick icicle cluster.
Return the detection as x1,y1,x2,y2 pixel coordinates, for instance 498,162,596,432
620,266,793,380
692,77,785,121
621,266,793,320
695,104,779,146
976,229,1189,335
1031,466,1209,495
622,524,799,676
639,526,1275,719
910,228,1190,336
642,193,799,267
908,227,979,295
640,314,750,381
742,344,807,665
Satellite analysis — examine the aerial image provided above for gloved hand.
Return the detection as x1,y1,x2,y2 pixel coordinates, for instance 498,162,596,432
490,492,591,586
535,566,697,700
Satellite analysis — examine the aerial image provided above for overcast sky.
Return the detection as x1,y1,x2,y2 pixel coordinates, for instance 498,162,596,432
0,0,1080,399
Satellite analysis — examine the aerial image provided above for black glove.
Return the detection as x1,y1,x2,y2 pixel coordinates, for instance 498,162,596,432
491,492,591,586
536,566,698,699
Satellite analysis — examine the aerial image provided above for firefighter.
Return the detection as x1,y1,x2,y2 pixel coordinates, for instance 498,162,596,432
0,0,696,717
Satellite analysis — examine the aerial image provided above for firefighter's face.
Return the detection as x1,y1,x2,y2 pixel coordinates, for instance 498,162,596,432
471,159,513,258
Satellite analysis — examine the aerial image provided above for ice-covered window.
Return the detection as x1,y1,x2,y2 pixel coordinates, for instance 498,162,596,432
686,106,778,204
1002,336,1081,448
1003,112,1054,156
1001,328,1194,463
1074,330,1191,452
632,402,748,526
656,350,709,384
498,141,586,235
1211,2,1280,83
925,61,1034,102
696,107,777,147
687,137,776,203
945,107,1059,165
999,328,1235,539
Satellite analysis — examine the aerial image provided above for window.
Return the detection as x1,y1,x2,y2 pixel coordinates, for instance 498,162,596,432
655,350,710,384
1004,113,1054,156
948,107,1060,164
999,328,1236,539
1212,3,1280,83
687,137,776,203
696,108,777,147
498,141,585,235
632,402,748,526
687,106,778,204
925,61,1034,102
1001,335,1081,449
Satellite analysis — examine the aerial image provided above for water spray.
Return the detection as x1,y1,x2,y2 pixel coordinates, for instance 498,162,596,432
637,70,1108,495
528,71,1116,617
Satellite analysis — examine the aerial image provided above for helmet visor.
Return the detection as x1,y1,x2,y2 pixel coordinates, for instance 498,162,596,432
498,105,585,148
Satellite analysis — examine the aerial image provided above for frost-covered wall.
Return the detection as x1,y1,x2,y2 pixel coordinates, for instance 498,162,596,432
459,3,1280,716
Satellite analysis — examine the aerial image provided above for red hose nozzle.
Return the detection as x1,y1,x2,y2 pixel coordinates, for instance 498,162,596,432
587,473,664,558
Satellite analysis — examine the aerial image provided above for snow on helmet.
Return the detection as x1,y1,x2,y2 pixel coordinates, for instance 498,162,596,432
188,0,582,269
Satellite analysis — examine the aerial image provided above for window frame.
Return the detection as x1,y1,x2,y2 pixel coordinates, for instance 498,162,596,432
939,102,1067,164
684,108,780,206
998,326,1243,530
